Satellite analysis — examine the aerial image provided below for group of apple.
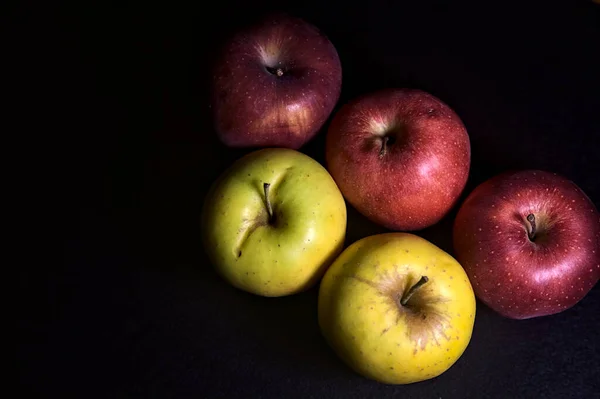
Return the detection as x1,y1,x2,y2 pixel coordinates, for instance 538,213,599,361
201,13,600,385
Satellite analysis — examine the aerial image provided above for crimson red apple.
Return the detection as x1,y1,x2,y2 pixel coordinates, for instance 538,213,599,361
453,170,600,319
211,13,342,149
325,88,470,231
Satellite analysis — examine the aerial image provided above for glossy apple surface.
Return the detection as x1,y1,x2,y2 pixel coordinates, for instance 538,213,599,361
453,170,600,319
318,232,476,384
211,13,342,149
325,88,470,231
201,148,347,297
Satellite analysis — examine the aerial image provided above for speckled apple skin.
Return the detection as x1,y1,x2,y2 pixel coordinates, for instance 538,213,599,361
453,170,600,319
211,13,342,149
325,88,470,231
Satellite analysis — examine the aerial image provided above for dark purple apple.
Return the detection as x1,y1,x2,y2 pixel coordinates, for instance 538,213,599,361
453,170,600,319
325,88,471,231
211,13,342,149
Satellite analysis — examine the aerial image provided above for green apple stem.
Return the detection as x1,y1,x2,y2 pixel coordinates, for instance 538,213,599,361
379,136,390,159
527,213,536,241
400,276,429,306
264,182,274,221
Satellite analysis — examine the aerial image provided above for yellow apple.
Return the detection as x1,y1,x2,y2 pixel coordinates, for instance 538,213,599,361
201,148,347,297
318,232,476,384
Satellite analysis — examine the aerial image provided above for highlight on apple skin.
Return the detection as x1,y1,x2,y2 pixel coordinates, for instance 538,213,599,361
210,13,342,149
325,88,471,231
453,169,600,319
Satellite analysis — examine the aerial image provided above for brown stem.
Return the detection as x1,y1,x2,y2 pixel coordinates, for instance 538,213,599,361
264,183,273,221
527,213,536,241
276,68,284,77
400,276,429,306
379,136,390,159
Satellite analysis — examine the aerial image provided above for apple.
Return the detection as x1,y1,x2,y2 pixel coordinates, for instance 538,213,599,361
318,232,476,384
325,88,470,231
453,170,600,319
210,13,342,149
201,148,347,297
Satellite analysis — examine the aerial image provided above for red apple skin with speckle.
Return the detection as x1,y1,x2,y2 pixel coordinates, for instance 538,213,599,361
211,13,342,149
325,88,470,231
453,170,600,319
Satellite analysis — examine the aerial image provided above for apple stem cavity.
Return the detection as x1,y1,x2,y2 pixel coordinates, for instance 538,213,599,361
266,66,284,77
379,136,390,159
264,182,274,222
527,213,537,241
400,276,429,306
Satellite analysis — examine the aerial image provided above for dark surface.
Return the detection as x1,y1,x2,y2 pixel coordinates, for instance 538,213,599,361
16,1,600,398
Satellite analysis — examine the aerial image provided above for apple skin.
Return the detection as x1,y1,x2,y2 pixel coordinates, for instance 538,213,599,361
325,88,470,231
453,170,600,319
211,13,342,149
201,148,347,297
318,232,476,385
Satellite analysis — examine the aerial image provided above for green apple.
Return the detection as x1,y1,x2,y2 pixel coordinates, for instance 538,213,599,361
318,233,476,384
201,148,347,297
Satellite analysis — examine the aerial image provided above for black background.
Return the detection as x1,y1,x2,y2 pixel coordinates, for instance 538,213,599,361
15,1,600,398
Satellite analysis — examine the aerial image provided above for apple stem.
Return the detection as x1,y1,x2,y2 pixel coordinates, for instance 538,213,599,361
379,136,390,159
527,213,536,241
276,68,284,77
400,276,429,306
264,182,274,221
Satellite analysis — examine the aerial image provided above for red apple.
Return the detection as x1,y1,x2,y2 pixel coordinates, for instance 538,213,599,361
325,88,470,231
453,170,600,319
210,13,342,149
